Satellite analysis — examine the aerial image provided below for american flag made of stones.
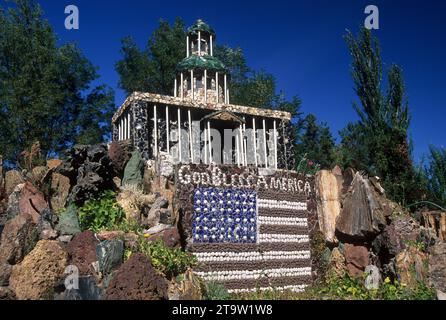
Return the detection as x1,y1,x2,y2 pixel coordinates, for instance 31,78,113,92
191,187,312,294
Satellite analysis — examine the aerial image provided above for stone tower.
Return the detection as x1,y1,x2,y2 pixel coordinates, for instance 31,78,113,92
174,19,229,104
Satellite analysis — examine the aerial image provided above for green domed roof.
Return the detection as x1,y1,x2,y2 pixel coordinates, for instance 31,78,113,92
187,19,216,38
176,54,227,73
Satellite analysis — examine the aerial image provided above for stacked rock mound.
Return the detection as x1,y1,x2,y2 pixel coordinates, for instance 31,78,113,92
0,142,198,300
315,166,446,297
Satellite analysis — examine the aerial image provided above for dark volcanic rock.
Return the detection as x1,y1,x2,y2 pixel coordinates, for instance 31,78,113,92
57,144,115,206
0,214,37,265
106,253,168,300
67,231,99,275
148,227,181,248
429,242,446,292
108,140,134,176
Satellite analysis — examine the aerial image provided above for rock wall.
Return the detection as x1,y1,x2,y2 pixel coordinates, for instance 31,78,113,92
175,163,316,293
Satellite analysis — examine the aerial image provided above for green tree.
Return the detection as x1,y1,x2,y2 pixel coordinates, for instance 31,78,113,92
297,114,335,169
420,146,446,207
116,18,186,96
0,0,115,165
340,27,419,204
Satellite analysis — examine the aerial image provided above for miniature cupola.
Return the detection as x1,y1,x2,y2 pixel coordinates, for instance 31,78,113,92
174,19,230,104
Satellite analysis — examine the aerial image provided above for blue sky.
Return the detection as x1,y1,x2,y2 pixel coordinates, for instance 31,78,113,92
31,0,446,162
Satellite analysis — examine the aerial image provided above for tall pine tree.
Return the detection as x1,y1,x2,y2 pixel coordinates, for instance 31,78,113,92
0,0,115,165
339,28,420,205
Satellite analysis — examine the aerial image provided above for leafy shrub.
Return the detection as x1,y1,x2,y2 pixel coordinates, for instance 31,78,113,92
204,282,230,300
78,190,125,232
137,238,197,278
296,153,320,175
311,275,436,300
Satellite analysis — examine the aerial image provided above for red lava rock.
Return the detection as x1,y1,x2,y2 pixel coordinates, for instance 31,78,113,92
66,231,99,275
108,140,133,176
0,214,36,265
148,227,181,248
106,253,168,300
344,243,370,278
19,182,48,223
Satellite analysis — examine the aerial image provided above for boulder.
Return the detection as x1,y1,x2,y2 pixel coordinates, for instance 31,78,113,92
54,276,103,300
122,151,144,187
0,263,12,286
168,269,202,300
5,183,24,221
37,208,58,240
18,182,48,223
56,204,81,236
0,214,37,265
116,186,155,222
336,173,387,241
315,170,341,243
0,286,15,300
108,140,134,176
429,242,446,292
396,247,428,288
58,144,115,206
373,215,420,258
46,159,63,170
30,166,47,183
50,173,71,212
147,227,181,248
437,290,446,300
96,239,124,277
66,231,99,276
96,231,139,251
344,243,370,277
106,253,168,300
364,265,381,290
144,196,168,228
4,170,24,195
326,247,347,279
9,240,68,300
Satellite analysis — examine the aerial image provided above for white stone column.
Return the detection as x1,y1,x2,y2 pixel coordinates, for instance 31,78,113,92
239,124,244,166
188,109,193,163
154,105,158,157
180,73,184,100
207,120,212,163
191,70,194,100
122,114,127,140
127,112,131,140
263,119,268,168
243,122,247,166
204,69,207,103
186,36,190,57
273,120,278,169
224,74,228,104
210,35,213,56
215,72,219,103
178,108,182,162
166,105,170,154
204,126,208,164
235,128,240,166
174,78,177,97
252,118,258,167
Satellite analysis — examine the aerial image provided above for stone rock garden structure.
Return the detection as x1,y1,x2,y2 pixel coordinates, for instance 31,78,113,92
0,20,444,300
